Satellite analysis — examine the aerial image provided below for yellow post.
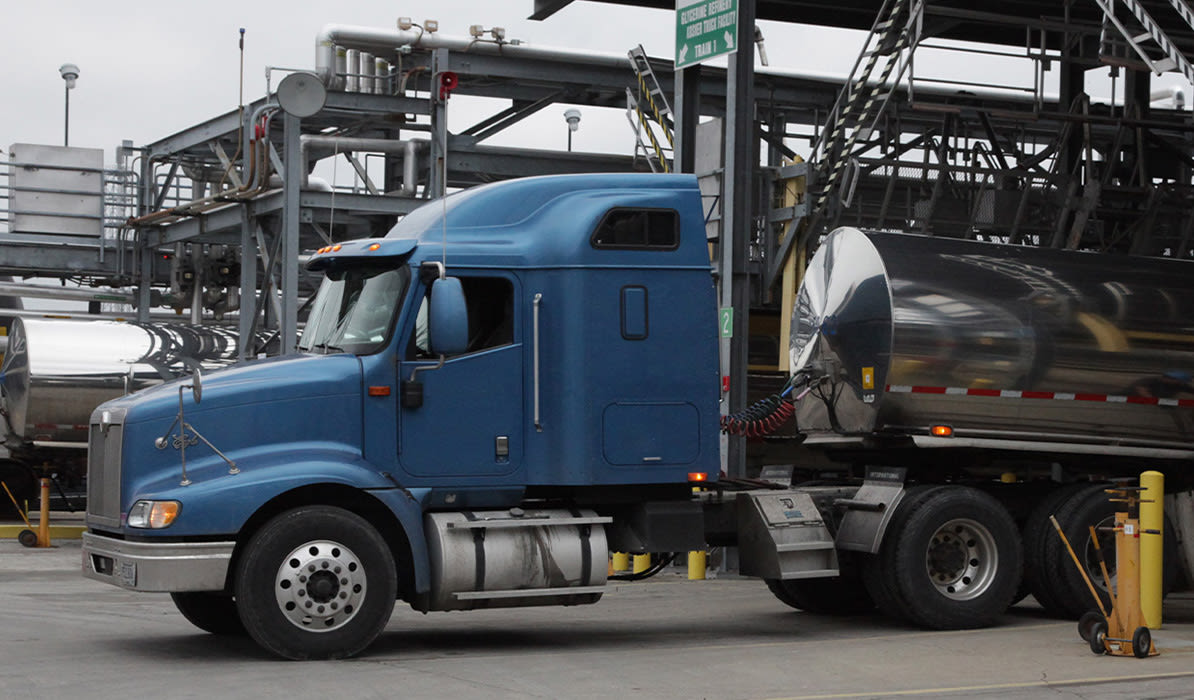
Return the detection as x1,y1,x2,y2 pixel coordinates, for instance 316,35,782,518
687,550,707,580
611,552,630,572
1140,470,1164,629
632,553,651,574
37,478,51,548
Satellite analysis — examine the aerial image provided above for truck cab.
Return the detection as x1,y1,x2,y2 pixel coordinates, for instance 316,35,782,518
82,173,722,659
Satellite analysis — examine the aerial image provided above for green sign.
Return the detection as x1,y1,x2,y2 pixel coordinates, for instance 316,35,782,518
675,0,739,69
719,307,734,338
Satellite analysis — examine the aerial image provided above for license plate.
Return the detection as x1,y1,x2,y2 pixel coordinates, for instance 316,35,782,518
118,559,137,587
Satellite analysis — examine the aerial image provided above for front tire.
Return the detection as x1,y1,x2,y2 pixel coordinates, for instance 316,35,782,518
235,506,397,660
868,486,1022,629
171,592,245,635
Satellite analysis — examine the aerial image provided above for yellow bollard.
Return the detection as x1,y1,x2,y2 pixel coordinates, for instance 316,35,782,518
1140,470,1164,629
37,478,51,548
632,553,651,574
611,552,630,572
687,550,707,580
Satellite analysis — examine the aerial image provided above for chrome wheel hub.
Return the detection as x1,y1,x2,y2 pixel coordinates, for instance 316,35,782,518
274,539,366,632
926,518,998,601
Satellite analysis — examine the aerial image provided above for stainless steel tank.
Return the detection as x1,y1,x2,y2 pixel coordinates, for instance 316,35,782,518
791,228,1194,452
0,318,241,445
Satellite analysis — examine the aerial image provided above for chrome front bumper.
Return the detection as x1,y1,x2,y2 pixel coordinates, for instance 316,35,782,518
82,532,235,592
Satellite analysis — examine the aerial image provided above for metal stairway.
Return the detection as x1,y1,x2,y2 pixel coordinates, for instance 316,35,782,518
626,45,675,173
1095,0,1194,84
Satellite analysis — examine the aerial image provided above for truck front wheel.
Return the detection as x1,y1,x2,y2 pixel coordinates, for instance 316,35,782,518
235,506,397,660
868,486,1022,629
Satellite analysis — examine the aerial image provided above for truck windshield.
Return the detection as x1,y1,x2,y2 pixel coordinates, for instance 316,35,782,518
299,264,410,355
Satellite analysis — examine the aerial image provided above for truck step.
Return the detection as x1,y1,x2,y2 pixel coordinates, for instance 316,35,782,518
452,585,607,601
445,515,613,530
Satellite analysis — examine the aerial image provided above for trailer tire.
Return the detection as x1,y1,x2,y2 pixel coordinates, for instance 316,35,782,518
862,485,948,623
235,505,397,660
764,572,873,615
1022,482,1105,615
869,486,1022,629
170,592,245,635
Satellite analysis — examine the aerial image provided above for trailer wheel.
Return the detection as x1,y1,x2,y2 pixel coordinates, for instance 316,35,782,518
1039,484,1178,619
869,486,1021,629
1022,483,1105,615
764,573,873,615
235,506,396,660
862,485,948,623
170,592,245,635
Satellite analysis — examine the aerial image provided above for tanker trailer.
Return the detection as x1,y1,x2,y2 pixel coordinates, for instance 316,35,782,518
0,318,242,515
786,227,1194,623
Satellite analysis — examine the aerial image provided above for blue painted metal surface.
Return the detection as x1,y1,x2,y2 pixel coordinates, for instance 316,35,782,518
98,173,721,591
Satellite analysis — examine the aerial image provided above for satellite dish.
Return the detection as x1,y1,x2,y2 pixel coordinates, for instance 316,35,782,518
276,72,327,118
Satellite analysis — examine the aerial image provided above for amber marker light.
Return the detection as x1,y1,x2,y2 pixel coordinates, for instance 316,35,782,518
930,424,954,437
368,243,382,251
688,472,708,482
332,244,342,252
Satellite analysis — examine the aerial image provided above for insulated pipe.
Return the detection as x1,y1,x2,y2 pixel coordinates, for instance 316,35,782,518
314,24,633,90
298,136,421,194
360,51,375,94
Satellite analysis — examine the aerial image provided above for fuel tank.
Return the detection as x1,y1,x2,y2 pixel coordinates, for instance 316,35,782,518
0,318,241,445
791,228,1194,451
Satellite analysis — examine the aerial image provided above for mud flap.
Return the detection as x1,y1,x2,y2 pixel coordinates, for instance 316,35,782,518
834,467,907,554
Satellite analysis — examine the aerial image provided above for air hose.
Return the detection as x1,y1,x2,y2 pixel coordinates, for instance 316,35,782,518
720,371,821,437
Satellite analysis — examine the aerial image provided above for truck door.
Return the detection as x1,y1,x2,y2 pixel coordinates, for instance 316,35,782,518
397,274,523,480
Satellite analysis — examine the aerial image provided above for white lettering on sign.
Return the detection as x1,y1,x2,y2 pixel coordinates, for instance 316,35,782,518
681,5,707,23
707,0,732,13
686,24,702,38
695,41,714,58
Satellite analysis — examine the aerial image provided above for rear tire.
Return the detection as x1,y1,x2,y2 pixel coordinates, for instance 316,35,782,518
235,506,397,660
1022,482,1104,614
867,486,1022,629
171,592,245,635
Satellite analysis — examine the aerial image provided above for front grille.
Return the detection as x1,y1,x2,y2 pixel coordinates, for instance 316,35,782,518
87,410,125,529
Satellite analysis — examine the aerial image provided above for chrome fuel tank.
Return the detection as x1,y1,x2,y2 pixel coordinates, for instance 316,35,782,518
0,318,241,445
791,228,1194,451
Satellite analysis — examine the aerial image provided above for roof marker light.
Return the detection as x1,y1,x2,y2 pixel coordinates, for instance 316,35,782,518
332,244,342,252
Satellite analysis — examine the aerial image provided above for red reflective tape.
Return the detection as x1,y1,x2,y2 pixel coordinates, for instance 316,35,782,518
1021,391,1054,400
1126,396,1159,405
1181,399,1194,408
967,388,1001,397
911,386,947,394
1074,393,1106,402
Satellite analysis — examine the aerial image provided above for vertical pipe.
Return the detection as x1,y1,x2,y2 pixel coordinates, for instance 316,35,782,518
360,52,375,94
237,204,257,361
687,550,707,580
345,49,360,92
1141,470,1164,628
280,113,301,355
37,478,50,548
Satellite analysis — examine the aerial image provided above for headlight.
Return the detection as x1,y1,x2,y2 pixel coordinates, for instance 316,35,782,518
127,500,181,529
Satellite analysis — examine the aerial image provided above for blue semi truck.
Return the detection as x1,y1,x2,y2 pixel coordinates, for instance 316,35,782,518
82,172,1194,659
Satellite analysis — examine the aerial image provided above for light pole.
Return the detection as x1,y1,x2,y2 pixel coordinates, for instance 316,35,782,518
59,63,79,147
564,108,581,152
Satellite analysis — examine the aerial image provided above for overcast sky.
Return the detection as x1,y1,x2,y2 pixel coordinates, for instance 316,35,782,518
2,0,1188,168
0,0,884,165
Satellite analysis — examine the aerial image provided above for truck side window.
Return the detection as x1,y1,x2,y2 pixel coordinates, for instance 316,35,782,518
591,208,679,250
406,276,514,359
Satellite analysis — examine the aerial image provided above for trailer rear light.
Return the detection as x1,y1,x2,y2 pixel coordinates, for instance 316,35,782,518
688,472,708,482
930,424,954,437
127,500,181,529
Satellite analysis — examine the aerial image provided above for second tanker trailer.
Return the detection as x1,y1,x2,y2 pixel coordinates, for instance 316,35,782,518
783,227,1193,624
